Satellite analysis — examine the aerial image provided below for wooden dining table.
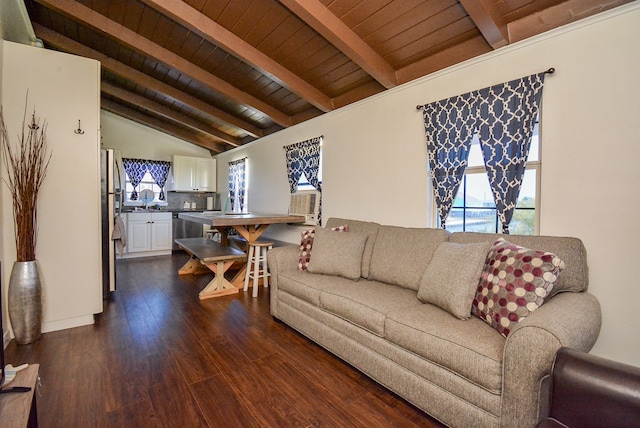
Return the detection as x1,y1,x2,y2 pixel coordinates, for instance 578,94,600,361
178,211,305,289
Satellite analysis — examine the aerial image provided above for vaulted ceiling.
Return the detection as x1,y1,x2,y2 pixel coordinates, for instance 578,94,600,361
24,0,632,153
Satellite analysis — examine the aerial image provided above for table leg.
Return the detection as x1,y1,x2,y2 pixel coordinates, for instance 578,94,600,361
199,260,239,300
178,257,210,275
233,224,270,242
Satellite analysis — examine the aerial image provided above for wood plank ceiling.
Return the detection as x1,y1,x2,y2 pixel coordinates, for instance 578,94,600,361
24,0,632,153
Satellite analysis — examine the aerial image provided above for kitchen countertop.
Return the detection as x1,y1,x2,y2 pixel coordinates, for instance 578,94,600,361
121,208,212,214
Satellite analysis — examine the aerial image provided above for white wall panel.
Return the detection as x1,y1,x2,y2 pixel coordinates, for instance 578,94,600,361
1,41,102,332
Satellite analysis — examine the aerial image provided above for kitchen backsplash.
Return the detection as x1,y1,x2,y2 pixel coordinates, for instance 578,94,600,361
165,192,220,211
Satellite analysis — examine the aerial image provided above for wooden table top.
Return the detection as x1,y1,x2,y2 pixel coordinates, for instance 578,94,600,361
178,211,305,227
0,364,39,427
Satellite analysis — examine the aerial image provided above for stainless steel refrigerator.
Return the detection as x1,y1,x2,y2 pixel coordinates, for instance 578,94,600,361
100,149,122,298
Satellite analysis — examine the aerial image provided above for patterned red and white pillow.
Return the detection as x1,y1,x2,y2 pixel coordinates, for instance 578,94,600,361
298,225,348,270
471,238,565,338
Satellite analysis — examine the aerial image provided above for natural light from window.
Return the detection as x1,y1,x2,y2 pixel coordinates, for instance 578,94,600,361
297,147,323,190
124,171,165,204
441,122,540,235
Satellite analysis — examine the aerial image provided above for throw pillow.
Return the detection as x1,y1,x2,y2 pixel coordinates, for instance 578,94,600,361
472,238,565,338
298,225,348,270
307,226,368,280
417,241,493,319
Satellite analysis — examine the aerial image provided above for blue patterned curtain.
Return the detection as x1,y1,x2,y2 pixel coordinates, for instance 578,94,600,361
123,158,172,201
147,161,171,200
228,158,247,212
122,158,147,200
421,71,548,233
284,136,322,224
477,73,546,234
422,92,477,228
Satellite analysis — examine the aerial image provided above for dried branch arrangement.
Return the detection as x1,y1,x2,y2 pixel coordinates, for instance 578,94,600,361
0,98,52,262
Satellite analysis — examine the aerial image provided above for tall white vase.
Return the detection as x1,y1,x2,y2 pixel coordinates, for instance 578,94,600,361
8,261,43,345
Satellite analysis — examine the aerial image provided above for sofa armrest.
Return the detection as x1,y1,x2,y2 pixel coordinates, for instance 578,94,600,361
500,291,602,428
537,347,640,428
267,245,300,318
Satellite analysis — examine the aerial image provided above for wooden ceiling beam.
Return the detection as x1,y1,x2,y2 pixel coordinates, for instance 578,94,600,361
331,81,385,110
139,0,334,113
458,0,509,49
508,0,631,43
33,0,293,127
33,23,264,138
101,98,225,153
101,82,240,148
396,35,491,85
278,0,398,89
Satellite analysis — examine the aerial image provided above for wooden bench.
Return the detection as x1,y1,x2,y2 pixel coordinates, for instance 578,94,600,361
175,238,247,300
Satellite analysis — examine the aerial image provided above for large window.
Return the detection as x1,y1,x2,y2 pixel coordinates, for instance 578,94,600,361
441,122,540,234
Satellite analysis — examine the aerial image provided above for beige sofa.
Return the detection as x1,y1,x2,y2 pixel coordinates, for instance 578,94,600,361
268,218,601,428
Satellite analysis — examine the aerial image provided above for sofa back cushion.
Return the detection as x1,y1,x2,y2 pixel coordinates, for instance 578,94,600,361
369,225,450,291
417,241,493,319
325,218,380,278
307,227,368,280
448,232,588,296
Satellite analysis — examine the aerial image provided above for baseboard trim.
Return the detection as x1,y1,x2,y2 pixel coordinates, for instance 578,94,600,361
118,249,172,259
42,315,95,333
2,315,95,346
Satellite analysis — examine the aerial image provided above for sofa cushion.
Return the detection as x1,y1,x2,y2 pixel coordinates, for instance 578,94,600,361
325,218,380,279
449,231,586,297
278,269,359,307
417,241,492,319
307,227,368,280
368,226,450,291
298,225,348,271
472,238,565,338
385,304,505,393
320,280,421,337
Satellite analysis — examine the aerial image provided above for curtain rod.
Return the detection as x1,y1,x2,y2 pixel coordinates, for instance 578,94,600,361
415,68,555,111
283,135,324,149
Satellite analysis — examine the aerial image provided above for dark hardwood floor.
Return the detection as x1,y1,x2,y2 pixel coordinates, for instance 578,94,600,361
4,253,443,427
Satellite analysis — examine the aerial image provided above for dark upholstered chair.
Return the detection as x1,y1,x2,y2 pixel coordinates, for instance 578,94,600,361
537,347,640,428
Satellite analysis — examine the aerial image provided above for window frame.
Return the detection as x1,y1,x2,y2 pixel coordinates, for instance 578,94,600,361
123,170,167,206
228,157,248,213
431,121,541,235
295,144,323,191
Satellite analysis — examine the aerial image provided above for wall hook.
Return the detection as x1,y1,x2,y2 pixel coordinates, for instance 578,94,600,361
74,120,84,134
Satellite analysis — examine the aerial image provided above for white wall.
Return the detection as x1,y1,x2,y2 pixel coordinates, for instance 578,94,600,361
100,109,212,160
0,30,6,348
1,41,102,333
215,4,640,366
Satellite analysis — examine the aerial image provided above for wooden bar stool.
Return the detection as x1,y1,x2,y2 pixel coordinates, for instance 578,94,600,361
243,241,273,297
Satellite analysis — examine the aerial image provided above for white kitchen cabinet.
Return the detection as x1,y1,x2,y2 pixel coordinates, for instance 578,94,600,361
172,155,216,191
195,157,216,191
126,212,172,254
151,214,172,249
